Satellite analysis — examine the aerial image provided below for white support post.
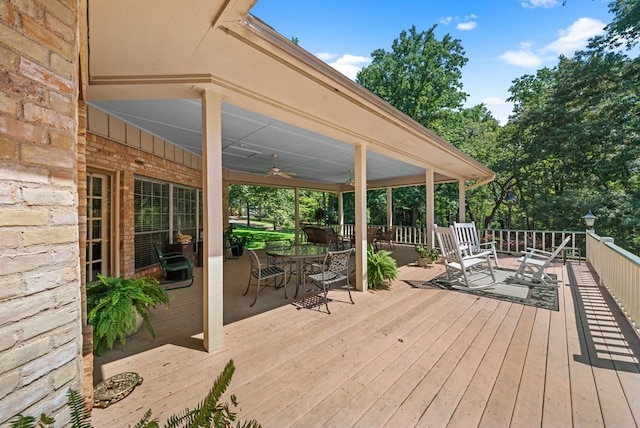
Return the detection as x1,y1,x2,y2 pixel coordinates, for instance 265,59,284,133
386,186,393,229
294,187,300,244
338,191,344,236
425,168,435,249
201,89,224,352
458,178,466,222
354,145,367,291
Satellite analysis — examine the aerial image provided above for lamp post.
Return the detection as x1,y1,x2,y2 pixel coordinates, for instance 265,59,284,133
583,210,596,233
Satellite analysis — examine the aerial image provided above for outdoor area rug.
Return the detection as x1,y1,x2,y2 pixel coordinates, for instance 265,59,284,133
406,267,559,311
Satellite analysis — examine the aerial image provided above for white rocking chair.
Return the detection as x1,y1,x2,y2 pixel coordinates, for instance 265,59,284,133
453,221,499,266
435,225,496,290
512,236,571,287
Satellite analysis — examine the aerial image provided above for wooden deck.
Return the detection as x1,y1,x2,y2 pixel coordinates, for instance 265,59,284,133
92,246,640,427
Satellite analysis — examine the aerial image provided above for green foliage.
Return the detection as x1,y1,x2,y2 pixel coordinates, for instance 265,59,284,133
67,390,91,428
367,245,398,289
87,274,170,355
162,360,260,428
10,390,88,428
415,245,439,261
10,414,54,428
10,360,260,428
224,224,253,248
592,0,640,50
357,25,468,132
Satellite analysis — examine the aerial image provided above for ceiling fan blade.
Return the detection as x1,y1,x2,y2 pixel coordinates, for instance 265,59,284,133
279,172,292,179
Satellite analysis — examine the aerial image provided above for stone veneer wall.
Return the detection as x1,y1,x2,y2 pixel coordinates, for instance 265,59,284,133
0,0,82,424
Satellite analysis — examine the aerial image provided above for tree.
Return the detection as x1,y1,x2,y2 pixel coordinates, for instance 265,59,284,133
356,25,468,134
590,0,640,50
355,25,472,225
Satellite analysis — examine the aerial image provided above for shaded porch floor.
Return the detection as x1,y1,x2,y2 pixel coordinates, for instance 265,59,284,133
92,246,640,427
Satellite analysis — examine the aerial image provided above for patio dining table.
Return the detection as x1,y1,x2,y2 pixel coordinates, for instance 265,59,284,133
265,244,330,298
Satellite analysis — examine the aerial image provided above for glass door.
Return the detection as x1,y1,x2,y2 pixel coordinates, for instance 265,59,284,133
86,172,111,282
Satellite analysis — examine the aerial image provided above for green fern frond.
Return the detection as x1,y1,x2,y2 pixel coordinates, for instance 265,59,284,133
9,415,36,428
188,359,237,427
132,409,157,428
163,408,197,427
67,389,91,428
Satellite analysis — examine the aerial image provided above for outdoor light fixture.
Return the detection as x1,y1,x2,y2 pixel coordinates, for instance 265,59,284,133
345,170,355,187
583,210,596,232
505,190,518,205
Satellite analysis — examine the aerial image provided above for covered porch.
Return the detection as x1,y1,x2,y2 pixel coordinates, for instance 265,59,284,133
92,248,640,427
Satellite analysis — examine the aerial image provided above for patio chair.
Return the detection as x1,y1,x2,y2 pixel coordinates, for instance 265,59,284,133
243,249,287,307
367,227,380,246
453,221,499,266
374,226,396,250
153,242,194,287
511,236,571,287
265,238,295,283
435,225,496,290
305,248,355,314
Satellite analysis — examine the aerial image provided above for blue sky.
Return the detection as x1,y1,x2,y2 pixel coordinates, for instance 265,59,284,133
251,0,612,124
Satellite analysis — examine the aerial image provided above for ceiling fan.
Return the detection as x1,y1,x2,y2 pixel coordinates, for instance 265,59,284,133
265,154,296,179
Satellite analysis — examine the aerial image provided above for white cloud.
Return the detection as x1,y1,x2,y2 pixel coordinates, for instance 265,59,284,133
441,15,477,30
320,53,372,80
457,21,477,31
543,17,606,55
482,97,514,125
521,0,559,9
316,52,339,61
498,49,543,68
483,96,507,105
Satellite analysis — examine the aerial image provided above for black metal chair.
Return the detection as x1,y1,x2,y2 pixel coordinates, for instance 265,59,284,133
243,249,287,307
153,243,194,287
305,248,354,314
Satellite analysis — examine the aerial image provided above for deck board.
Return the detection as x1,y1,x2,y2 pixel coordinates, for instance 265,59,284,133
91,248,640,427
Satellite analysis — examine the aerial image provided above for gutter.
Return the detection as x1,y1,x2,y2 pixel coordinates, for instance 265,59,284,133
239,14,495,180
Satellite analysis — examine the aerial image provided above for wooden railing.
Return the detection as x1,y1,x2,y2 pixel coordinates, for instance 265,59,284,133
586,233,640,335
334,223,638,336
480,228,586,259
336,224,585,259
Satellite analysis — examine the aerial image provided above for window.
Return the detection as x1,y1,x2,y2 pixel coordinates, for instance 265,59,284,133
173,185,198,242
134,176,202,270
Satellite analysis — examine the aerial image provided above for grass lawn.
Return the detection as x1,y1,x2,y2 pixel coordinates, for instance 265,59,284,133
228,223,297,249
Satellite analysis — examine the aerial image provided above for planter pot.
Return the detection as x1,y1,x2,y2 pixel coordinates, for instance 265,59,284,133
231,245,244,257
417,257,431,267
126,309,144,338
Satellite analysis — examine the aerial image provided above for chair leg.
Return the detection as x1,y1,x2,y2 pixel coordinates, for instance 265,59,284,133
323,284,331,314
242,275,252,297
249,280,261,307
346,278,354,304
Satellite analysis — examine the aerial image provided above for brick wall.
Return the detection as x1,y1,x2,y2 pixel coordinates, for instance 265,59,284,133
0,0,82,424
86,132,204,278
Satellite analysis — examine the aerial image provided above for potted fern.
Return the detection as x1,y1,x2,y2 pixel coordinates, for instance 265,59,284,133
367,245,398,289
87,274,170,356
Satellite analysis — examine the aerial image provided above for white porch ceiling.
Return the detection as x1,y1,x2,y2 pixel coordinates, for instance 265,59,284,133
89,99,427,186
